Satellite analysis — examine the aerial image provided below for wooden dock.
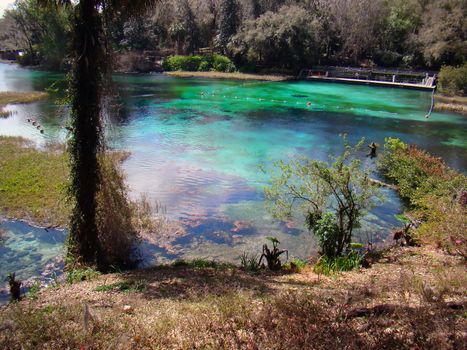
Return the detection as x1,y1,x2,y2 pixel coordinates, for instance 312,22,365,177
299,67,436,91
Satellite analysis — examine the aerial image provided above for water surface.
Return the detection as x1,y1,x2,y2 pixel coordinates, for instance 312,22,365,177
1,62,466,274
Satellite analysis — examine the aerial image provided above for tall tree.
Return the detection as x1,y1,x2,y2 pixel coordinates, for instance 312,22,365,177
217,0,239,54
39,0,157,270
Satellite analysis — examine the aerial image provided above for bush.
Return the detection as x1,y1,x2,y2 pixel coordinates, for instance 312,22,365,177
265,136,380,259
438,63,467,96
379,138,467,257
212,54,236,72
162,54,236,72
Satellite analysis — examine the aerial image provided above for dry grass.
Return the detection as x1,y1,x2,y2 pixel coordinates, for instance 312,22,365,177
0,91,48,117
435,94,467,115
166,71,294,81
1,246,465,349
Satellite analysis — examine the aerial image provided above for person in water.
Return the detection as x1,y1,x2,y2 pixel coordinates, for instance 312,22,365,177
367,142,378,158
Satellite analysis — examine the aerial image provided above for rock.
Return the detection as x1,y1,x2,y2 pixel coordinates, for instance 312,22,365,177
123,305,132,313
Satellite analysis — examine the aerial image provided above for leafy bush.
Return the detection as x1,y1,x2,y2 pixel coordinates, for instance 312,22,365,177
162,54,236,72
212,54,236,72
265,136,380,259
379,138,467,257
438,63,467,96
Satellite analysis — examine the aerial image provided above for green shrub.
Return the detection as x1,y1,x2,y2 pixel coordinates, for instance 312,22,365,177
198,61,211,71
314,250,363,275
212,54,236,72
283,258,308,272
163,54,236,72
378,138,467,257
438,63,467,96
66,268,100,284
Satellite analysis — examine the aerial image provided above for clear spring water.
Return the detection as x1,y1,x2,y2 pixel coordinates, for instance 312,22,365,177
1,63,466,291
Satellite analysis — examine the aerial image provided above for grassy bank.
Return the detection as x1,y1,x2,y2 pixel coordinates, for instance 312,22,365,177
435,94,467,115
0,91,48,117
165,71,294,81
0,137,69,226
379,138,467,257
0,246,465,349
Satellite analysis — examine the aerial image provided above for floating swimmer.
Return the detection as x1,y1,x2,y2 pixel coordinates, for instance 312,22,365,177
307,101,311,107
27,118,31,122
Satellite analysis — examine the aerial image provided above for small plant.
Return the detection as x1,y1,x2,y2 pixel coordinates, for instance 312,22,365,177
66,268,100,284
94,280,147,293
314,250,363,276
284,258,308,272
259,237,288,271
239,252,260,272
6,272,21,301
27,280,41,300
172,259,233,270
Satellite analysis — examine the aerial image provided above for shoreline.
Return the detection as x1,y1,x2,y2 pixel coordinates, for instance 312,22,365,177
434,94,467,115
165,71,295,81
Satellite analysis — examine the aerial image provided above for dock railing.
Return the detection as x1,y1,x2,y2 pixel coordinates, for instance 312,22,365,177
299,66,437,88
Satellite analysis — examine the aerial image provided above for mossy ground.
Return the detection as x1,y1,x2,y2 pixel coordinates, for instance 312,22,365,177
0,137,69,226
0,246,465,349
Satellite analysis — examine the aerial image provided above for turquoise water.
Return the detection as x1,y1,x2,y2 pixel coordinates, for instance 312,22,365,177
1,63,466,277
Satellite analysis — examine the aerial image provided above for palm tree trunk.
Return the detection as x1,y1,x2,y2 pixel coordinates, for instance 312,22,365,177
67,0,104,268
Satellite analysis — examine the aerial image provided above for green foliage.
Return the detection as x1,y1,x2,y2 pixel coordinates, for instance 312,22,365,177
283,258,308,272
313,250,363,276
163,54,236,72
27,280,41,300
0,136,69,226
231,5,323,69
265,135,380,258
7,0,72,69
66,268,100,284
94,280,147,293
438,63,467,96
217,0,240,53
379,138,467,257
239,252,260,272
313,212,340,258
172,259,234,270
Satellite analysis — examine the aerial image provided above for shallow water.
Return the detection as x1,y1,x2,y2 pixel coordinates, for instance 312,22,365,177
0,219,65,304
1,63,466,282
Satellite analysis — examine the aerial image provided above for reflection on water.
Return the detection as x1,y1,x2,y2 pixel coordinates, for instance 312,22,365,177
1,63,466,286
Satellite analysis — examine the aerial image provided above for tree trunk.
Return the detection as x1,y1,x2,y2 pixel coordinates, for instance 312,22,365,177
67,0,104,269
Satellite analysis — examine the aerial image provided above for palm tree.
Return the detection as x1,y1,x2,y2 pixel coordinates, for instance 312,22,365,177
39,0,157,270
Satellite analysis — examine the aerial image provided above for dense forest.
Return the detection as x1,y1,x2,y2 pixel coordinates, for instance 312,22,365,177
0,0,466,72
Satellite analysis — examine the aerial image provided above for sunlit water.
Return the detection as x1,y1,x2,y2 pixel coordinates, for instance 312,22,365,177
1,62,466,294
